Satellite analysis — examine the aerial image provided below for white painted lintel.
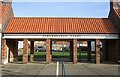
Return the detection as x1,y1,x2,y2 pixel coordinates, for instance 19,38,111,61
2,34,119,39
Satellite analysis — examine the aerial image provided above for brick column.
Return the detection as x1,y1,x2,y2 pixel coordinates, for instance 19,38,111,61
30,41,34,62
46,39,51,63
50,41,52,61
87,41,91,61
2,39,7,64
95,39,100,64
23,39,28,64
73,39,77,64
70,41,73,62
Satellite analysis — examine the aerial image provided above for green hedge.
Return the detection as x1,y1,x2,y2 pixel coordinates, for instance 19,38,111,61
17,51,95,61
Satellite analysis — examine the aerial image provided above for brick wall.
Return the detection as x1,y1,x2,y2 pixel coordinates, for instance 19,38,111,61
109,1,120,33
117,39,120,61
0,2,2,31
0,2,2,24
2,39,7,64
0,1,14,29
109,0,120,62
2,4,14,28
107,40,118,62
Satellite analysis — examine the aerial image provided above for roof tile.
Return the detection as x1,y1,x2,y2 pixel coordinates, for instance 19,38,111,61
4,17,118,34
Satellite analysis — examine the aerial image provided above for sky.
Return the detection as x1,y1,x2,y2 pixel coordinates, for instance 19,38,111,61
11,0,119,18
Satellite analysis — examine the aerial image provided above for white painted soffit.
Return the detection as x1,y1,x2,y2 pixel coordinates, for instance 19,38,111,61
2,34,119,39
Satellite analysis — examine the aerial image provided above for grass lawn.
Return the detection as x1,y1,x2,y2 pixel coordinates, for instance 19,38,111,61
18,51,95,61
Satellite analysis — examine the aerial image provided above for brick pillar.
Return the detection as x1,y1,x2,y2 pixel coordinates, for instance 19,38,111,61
23,39,28,64
70,41,73,62
73,39,77,64
87,41,91,61
50,41,52,61
95,39,100,64
46,39,51,63
30,41,34,62
2,39,7,64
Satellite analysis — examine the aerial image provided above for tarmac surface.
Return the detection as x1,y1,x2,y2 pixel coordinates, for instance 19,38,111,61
1,62,120,77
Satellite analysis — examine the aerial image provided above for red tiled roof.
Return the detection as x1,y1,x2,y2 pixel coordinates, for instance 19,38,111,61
4,17,118,34
115,9,120,18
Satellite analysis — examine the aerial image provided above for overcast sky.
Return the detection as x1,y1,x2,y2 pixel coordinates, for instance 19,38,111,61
12,0,119,18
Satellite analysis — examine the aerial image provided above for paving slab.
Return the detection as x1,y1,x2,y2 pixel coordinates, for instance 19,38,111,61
37,63,56,75
1,62,119,77
63,63,119,77
2,63,45,75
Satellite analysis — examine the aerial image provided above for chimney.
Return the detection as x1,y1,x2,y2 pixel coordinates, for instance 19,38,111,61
4,0,12,6
109,0,119,18
110,0,119,9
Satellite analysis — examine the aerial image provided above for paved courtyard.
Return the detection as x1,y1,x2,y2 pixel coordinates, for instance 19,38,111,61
1,62,120,77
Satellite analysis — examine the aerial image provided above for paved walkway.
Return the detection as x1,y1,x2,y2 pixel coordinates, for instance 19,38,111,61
2,62,119,77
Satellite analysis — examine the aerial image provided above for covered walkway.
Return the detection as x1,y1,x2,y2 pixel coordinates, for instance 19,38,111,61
2,34,119,64
1,0,120,65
